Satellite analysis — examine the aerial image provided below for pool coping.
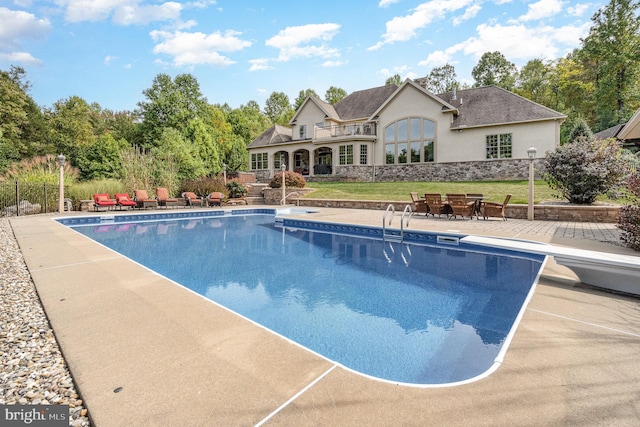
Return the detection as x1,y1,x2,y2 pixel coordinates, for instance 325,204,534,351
9,207,640,426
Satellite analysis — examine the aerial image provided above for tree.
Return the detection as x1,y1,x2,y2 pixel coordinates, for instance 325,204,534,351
293,88,320,110
137,73,211,148
0,67,31,170
568,118,594,142
222,101,271,146
264,91,294,125
472,51,518,90
516,59,554,105
579,0,640,130
324,86,347,104
385,74,402,86
426,64,459,93
75,133,129,181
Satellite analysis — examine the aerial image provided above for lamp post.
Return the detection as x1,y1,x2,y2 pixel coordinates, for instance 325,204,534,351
222,162,227,185
281,159,286,205
57,154,66,214
527,146,537,221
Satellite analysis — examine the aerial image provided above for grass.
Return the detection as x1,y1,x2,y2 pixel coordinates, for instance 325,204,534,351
301,180,613,205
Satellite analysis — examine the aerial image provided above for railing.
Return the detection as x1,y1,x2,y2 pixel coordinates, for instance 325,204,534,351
280,191,300,206
0,181,62,216
314,122,377,139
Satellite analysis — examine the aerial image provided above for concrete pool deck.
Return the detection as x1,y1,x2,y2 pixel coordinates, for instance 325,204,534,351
9,207,640,426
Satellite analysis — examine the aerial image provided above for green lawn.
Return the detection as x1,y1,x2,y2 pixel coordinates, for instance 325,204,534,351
301,180,562,204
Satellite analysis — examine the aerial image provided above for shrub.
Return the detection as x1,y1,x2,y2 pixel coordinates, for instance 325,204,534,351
541,137,628,204
0,155,79,185
617,171,640,251
226,179,248,198
269,171,306,189
179,176,226,197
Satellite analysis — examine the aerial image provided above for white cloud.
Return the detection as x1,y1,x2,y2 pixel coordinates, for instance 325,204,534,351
266,23,341,62
150,29,251,67
0,7,51,48
322,60,344,67
104,55,117,65
567,2,591,17
418,50,453,67
379,0,401,6
378,65,413,79
517,0,564,22
58,0,183,24
369,0,473,50
448,21,591,62
0,51,42,66
249,58,272,71
453,4,481,26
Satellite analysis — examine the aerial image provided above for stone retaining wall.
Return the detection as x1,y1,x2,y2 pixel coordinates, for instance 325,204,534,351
294,198,621,223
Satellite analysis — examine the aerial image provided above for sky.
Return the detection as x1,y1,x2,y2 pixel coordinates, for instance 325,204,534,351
1,0,607,113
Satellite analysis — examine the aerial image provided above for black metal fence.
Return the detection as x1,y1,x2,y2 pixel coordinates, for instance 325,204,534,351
0,181,63,216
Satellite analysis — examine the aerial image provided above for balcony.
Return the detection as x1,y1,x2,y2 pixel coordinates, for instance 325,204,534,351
313,122,377,141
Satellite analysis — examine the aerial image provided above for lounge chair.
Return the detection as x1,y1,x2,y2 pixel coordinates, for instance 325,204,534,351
182,191,203,208
445,194,475,219
93,193,116,211
482,194,511,221
466,193,484,219
207,192,225,207
410,192,429,215
115,193,137,210
133,190,158,209
156,187,179,208
424,193,450,218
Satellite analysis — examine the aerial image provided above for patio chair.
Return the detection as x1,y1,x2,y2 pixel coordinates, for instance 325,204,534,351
182,191,203,208
445,194,475,219
207,192,225,207
156,187,179,208
424,193,450,218
410,192,429,215
482,194,511,221
133,189,158,209
93,193,115,212
115,193,137,210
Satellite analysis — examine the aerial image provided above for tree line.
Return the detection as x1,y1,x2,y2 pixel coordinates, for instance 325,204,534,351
0,0,638,185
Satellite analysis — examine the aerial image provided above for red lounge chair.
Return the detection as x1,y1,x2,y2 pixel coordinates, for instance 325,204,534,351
156,187,179,208
182,191,203,207
207,192,224,207
115,193,137,210
133,190,158,209
93,193,115,211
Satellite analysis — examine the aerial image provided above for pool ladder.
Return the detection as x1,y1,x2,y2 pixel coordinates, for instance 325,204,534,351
382,204,413,266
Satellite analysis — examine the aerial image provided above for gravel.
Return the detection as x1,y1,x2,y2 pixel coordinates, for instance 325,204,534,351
0,218,90,426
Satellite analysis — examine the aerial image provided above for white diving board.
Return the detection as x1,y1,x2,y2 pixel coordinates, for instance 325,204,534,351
461,235,640,297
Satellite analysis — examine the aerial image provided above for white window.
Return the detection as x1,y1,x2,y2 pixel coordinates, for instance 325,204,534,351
486,133,512,159
299,125,307,139
251,153,268,169
339,145,354,165
360,145,368,165
384,117,436,163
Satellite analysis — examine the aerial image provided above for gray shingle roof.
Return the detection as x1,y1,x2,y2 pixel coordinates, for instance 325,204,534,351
334,84,399,120
246,124,292,148
436,86,566,129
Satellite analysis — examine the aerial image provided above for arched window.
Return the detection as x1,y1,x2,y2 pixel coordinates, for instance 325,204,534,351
385,117,435,164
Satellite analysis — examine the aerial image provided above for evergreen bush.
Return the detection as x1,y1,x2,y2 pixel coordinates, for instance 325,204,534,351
269,171,306,188
541,137,628,204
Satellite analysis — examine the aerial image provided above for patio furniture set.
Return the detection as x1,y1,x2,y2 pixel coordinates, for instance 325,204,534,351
93,189,225,212
410,192,511,220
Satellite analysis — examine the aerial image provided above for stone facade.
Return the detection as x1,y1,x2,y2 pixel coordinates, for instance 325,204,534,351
257,158,542,183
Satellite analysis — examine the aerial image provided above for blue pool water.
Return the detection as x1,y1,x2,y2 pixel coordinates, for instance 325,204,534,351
60,211,544,386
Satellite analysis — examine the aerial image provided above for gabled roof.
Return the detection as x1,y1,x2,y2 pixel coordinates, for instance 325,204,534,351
594,124,625,140
334,84,399,121
618,107,640,141
289,96,338,124
370,79,457,119
247,124,292,148
436,86,566,129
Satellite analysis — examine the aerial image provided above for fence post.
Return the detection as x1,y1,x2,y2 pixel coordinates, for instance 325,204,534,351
44,183,48,213
15,181,19,217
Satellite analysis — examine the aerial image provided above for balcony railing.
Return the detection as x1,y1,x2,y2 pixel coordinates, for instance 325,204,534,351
314,122,377,139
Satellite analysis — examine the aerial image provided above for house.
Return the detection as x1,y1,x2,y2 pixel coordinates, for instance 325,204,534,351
247,79,566,182
594,107,640,151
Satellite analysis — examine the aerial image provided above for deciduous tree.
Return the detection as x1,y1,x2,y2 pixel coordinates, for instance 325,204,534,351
472,51,518,90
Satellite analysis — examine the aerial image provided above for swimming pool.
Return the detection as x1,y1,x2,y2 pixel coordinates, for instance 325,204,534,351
58,210,545,386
